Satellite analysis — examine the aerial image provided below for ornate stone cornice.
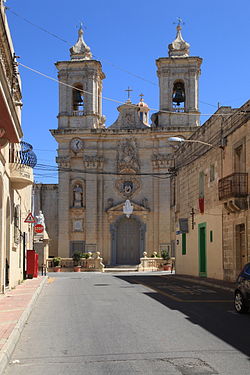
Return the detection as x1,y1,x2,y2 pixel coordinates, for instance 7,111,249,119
83,155,104,169
152,152,173,169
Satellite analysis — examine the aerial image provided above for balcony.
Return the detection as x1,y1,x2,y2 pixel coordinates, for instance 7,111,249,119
9,141,37,189
218,173,248,200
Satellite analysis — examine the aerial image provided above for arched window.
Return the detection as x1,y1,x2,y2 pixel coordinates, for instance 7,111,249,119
72,85,84,113
172,81,185,110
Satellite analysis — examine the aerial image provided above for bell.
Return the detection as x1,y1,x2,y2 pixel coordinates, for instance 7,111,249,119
173,87,185,106
74,90,83,104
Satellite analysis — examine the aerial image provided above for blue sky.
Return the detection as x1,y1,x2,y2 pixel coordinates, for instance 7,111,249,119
6,0,250,183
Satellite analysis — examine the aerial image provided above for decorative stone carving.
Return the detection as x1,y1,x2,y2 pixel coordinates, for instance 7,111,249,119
117,138,140,173
123,199,133,218
109,101,148,130
70,25,92,60
107,198,114,208
152,152,173,168
83,155,104,169
115,176,140,198
56,156,70,168
168,24,190,58
141,197,149,209
106,200,149,223
72,219,83,232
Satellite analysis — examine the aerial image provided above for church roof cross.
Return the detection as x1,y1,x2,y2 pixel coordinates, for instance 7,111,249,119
125,86,133,101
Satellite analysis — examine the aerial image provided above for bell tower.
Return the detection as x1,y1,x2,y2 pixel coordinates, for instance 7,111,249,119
155,24,202,127
55,26,105,129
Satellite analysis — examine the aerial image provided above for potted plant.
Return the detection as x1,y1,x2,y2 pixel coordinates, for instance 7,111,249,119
72,251,82,272
52,257,61,272
161,250,171,271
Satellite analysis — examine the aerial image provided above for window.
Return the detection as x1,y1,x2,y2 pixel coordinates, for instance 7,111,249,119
210,164,215,182
199,171,205,198
70,241,85,257
210,230,213,242
182,233,186,255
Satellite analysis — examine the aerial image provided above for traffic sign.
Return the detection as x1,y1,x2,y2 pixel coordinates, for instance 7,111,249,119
24,212,36,224
34,224,44,233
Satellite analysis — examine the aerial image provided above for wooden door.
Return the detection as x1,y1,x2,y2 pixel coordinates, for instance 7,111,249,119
199,223,207,276
116,217,140,265
236,223,246,270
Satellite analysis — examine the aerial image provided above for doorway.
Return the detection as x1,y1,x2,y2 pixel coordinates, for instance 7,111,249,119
236,223,246,271
198,223,207,276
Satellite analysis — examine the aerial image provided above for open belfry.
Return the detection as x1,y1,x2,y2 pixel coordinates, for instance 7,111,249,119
34,23,202,265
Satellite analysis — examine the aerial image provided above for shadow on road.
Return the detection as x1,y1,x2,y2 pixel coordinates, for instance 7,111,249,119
116,275,250,358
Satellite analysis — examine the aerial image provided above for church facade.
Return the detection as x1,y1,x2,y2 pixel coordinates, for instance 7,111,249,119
34,24,202,265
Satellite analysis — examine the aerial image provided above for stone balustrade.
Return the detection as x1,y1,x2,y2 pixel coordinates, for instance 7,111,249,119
46,252,105,272
137,252,173,272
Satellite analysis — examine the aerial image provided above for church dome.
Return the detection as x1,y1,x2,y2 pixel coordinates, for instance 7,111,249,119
70,25,92,60
168,25,190,58
137,96,149,108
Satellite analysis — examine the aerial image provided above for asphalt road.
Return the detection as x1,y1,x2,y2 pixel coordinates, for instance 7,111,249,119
4,272,250,375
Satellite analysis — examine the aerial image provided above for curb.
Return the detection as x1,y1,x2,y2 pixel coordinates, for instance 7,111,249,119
0,276,48,374
172,275,235,292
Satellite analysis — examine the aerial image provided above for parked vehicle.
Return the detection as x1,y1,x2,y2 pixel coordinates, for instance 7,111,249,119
234,263,250,313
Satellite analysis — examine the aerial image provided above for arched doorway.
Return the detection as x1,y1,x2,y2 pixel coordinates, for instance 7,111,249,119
110,216,145,266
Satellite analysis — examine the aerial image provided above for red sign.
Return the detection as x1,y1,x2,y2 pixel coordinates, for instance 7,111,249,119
34,224,44,233
24,212,36,224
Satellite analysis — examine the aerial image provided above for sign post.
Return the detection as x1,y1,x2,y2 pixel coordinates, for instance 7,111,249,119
34,224,44,234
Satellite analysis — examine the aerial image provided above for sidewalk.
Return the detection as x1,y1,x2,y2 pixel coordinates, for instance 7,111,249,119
0,276,47,374
171,274,236,292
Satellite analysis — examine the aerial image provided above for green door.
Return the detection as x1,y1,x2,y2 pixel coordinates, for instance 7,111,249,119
198,223,207,276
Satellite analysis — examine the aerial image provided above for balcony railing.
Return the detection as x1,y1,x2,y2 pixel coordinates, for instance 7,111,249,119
218,172,248,200
9,141,37,189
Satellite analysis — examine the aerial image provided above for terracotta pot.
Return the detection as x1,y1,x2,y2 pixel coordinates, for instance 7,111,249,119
74,266,81,272
53,266,61,272
163,264,171,271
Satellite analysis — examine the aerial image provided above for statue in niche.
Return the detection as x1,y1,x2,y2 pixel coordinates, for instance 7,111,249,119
73,184,83,207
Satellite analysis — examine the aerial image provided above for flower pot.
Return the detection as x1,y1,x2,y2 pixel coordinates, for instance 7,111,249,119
53,266,61,272
163,264,171,271
74,266,81,272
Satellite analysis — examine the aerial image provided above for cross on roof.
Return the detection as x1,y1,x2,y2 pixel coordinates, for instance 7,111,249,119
174,17,185,26
139,93,144,101
125,86,133,100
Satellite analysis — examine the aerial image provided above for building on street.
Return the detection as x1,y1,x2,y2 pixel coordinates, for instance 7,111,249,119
0,0,36,292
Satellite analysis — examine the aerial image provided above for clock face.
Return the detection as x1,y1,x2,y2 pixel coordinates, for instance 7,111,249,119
71,138,83,152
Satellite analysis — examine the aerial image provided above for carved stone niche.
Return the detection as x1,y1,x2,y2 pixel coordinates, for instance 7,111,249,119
83,155,104,169
70,179,85,209
117,138,140,173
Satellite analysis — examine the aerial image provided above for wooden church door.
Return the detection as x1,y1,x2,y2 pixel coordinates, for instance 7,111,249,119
116,217,140,265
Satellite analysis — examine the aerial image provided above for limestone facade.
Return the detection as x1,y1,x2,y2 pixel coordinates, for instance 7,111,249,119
171,102,250,281
35,24,202,265
0,1,36,292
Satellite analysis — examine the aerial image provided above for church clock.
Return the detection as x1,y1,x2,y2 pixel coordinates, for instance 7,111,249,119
70,138,83,152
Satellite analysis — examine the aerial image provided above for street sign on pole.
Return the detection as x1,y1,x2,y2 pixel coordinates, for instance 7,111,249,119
34,224,44,233
24,212,36,224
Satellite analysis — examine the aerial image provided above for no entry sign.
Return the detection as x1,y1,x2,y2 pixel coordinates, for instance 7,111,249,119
34,224,44,233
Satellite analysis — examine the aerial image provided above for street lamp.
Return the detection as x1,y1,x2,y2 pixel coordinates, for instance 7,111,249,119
168,136,214,148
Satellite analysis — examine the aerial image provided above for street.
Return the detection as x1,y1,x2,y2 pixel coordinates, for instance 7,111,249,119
4,272,250,375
